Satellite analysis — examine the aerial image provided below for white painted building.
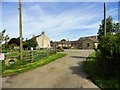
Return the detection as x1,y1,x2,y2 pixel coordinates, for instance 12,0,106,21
36,32,50,49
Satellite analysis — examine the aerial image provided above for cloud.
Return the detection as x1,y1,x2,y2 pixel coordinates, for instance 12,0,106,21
2,2,118,41
20,3,102,37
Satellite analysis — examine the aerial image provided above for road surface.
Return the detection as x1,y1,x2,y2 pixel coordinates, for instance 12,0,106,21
2,50,100,89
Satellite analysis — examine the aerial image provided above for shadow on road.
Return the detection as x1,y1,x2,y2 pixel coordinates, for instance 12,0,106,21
70,56,96,60
69,61,88,79
70,56,87,59
69,55,96,79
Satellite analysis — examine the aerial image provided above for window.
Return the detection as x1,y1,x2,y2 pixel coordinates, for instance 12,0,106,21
87,43,90,47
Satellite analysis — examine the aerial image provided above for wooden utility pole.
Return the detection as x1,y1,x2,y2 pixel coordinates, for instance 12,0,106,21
19,0,23,60
104,1,106,36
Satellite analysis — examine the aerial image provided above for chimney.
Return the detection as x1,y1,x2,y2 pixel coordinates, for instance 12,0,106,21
96,35,98,39
41,31,45,35
32,35,35,38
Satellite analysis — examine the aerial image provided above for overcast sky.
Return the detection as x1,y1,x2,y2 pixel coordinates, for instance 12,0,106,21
1,1,119,41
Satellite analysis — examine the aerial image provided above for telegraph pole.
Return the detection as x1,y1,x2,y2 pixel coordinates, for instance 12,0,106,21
104,1,106,36
19,0,23,60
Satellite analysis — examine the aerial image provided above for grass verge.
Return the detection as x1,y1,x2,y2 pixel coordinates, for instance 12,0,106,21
2,53,66,76
84,52,119,90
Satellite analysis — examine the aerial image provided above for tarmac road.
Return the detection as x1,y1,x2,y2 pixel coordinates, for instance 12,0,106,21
2,49,100,89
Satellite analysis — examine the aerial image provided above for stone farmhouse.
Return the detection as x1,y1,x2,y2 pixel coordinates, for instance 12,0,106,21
51,40,71,49
35,32,50,49
71,36,98,49
51,35,98,49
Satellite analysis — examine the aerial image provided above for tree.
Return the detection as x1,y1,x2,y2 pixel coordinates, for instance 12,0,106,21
23,37,38,50
8,38,20,46
0,29,6,44
61,39,66,42
9,44,18,50
50,41,53,47
4,35,10,48
98,16,120,40
97,33,120,76
29,38,38,49
23,41,29,50
112,22,120,33
0,30,5,53
50,41,53,43
0,29,10,52
98,16,113,40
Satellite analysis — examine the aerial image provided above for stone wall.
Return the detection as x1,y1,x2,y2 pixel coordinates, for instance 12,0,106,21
82,39,94,49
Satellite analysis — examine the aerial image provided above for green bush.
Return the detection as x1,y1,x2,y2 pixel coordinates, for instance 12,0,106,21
86,33,120,89
49,49,57,55
84,52,119,89
98,33,120,77
56,47,64,52
33,51,47,61
33,49,57,61
2,60,28,73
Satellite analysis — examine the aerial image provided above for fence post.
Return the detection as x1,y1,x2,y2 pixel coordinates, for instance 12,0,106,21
47,47,49,57
30,49,33,62
5,54,7,60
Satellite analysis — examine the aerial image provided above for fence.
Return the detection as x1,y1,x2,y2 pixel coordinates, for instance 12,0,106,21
2,49,57,71
5,49,56,61
32,49,57,61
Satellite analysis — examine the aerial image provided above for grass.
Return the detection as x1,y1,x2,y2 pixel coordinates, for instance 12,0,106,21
84,52,98,78
6,51,19,57
84,52,119,90
2,53,66,76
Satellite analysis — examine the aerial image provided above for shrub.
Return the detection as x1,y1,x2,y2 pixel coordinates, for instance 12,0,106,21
2,60,28,72
98,33,120,77
56,47,64,52
33,51,47,61
49,50,57,55
84,52,119,89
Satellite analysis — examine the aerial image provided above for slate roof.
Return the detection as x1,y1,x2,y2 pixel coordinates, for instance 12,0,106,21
52,41,71,44
78,35,98,43
88,38,99,43
32,31,45,38
52,35,98,45
71,40,82,44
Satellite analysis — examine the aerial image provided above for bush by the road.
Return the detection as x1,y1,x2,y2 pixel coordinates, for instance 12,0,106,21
98,33,120,77
84,33,120,89
84,52,119,89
